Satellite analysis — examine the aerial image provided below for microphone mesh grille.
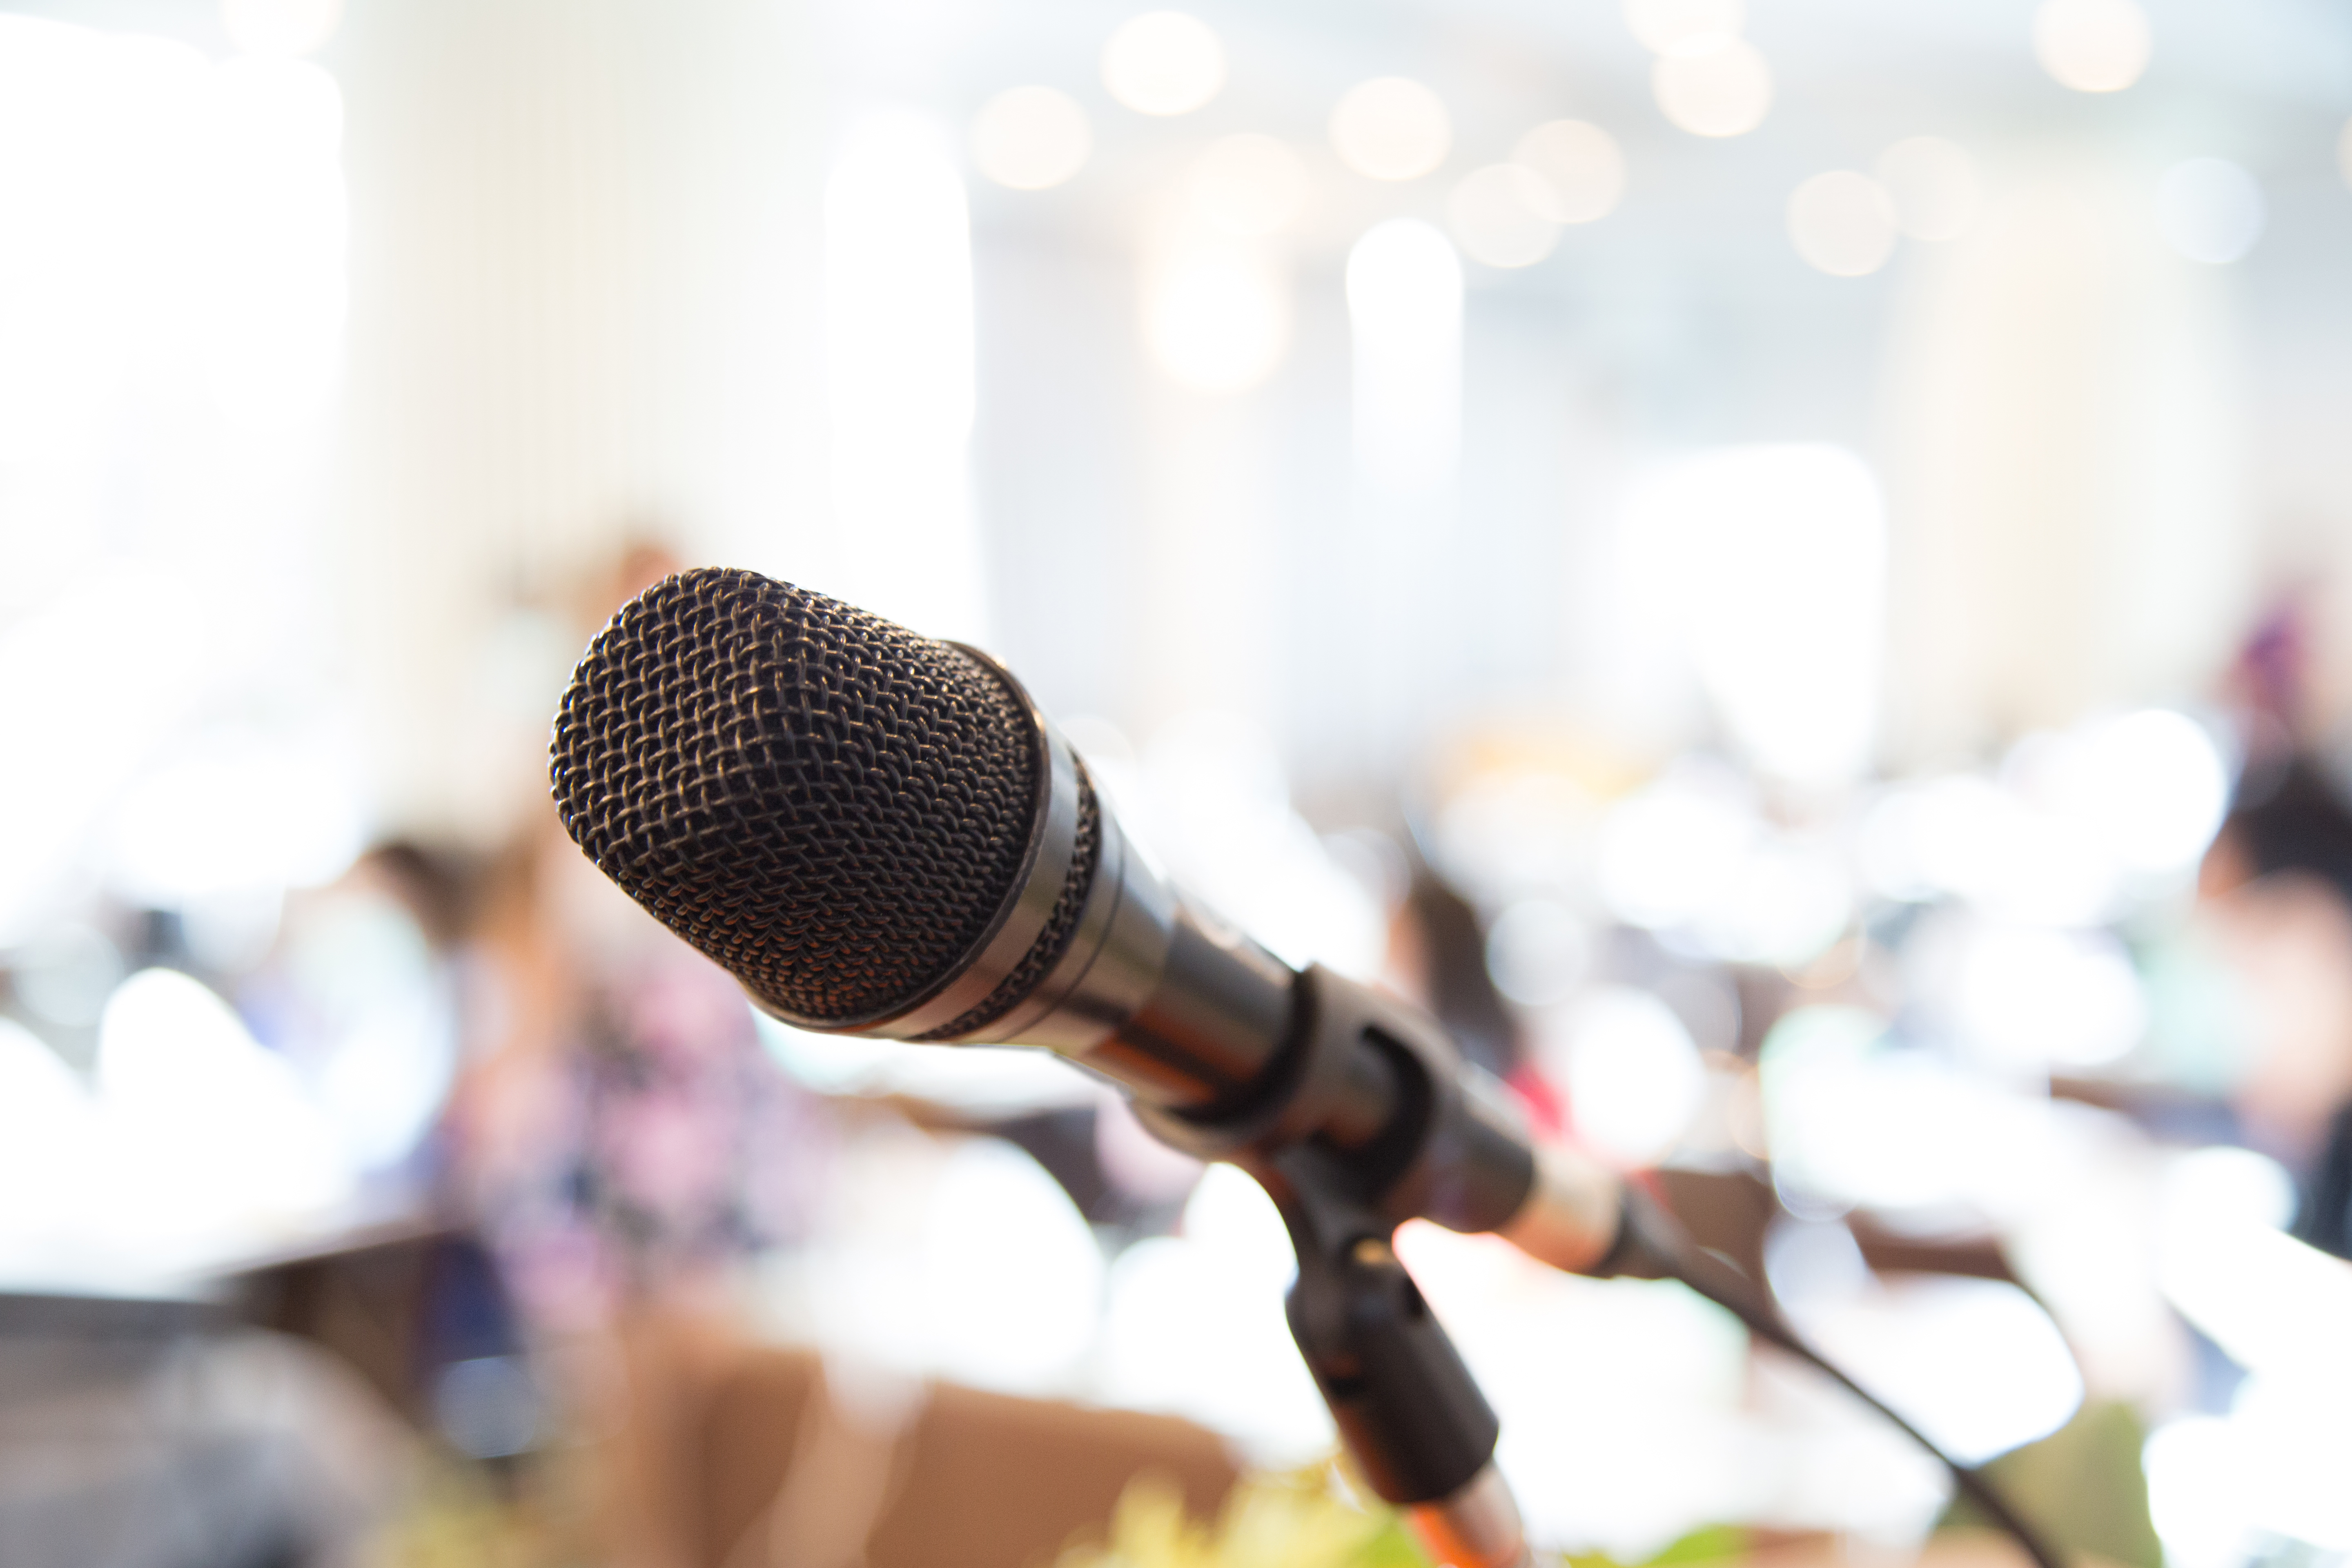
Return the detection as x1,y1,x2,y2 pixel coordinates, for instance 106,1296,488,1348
550,567,1043,1024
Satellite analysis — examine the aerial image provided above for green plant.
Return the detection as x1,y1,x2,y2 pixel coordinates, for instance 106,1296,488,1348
1056,1466,1431,1568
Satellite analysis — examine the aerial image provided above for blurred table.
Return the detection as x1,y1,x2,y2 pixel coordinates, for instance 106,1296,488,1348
0,1291,408,1568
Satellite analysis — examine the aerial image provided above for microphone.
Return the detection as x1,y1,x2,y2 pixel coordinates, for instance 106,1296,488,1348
548,566,1624,1275
542,568,2076,1568
551,567,1676,1568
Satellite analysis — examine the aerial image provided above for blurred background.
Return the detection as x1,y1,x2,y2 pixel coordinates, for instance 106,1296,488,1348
6,0,2352,1564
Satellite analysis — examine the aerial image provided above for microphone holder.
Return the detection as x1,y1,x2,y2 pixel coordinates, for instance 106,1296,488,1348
1135,962,1541,1568
1271,1145,1535,1568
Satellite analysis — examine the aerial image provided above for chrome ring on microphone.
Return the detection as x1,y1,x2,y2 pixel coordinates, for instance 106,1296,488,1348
964,799,1175,1054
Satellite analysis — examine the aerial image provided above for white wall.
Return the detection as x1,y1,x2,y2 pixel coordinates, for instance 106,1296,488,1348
333,0,826,840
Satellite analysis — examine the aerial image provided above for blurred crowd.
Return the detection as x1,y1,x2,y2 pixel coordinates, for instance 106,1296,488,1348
8,537,2352,1568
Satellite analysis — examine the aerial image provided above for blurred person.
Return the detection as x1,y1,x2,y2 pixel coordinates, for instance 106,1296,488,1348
238,840,477,1204
2197,597,2352,1256
450,809,827,1328
441,541,835,1566
2199,760,2352,1258
1385,868,1525,1083
448,537,829,1321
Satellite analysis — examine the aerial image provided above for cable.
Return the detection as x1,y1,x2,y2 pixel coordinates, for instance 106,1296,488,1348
1608,1191,2068,1568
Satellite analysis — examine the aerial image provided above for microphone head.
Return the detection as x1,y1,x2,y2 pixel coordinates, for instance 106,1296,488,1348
550,567,1090,1029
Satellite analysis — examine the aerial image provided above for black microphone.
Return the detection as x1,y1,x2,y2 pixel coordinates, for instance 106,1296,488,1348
542,568,2078,1568
548,566,1624,1274
550,567,1669,1565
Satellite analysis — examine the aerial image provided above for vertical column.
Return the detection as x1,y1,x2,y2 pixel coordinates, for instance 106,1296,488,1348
1345,219,1463,767
822,108,987,645
333,0,824,839
1882,161,2253,764
1127,197,1293,737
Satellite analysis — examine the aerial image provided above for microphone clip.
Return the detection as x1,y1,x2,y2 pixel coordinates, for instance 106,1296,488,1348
1129,966,1541,1563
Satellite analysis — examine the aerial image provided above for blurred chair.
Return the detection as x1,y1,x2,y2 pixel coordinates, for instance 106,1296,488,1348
685,1343,1239,1568
1655,1168,2018,1287
0,1292,410,1568
227,1221,528,1446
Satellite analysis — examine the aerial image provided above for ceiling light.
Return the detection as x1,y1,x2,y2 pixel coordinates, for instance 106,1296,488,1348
1652,42,1771,139
1446,165,1562,268
1787,171,1898,277
1513,120,1626,224
970,86,1091,191
2032,0,2151,94
1330,77,1452,182
1101,11,1225,117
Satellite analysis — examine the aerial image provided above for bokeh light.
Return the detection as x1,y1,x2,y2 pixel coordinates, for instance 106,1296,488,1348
1619,445,1886,784
2145,1417,2254,1568
1346,220,1461,362
2063,709,2230,872
107,731,365,906
919,1138,1105,1392
1124,712,1389,978
1346,219,1462,492
1514,119,1626,225
1651,42,1772,139
1101,11,1225,117
1446,164,1563,269
1875,136,1983,242
1864,768,2131,926
281,890,459,1173
1329,77,1452,182
2165,1330,2352,1552
1697,840,1853,968
764,1017,1099,1115
1537,986,1707,1167
2157,1147,2352,1379
1760,1003,2034,1214
1623,0,1743,60
1596,769,1758,931
11,925,124,1028
2032,0,2152,94
2158,158,2264,265
824,108,987,639
1954,923,2148,1071
98,967,352,1244
1485,898,1592,1006
1787,171,1899,277
219,0,340,58
1189,134,1308,237
1098,1164,1334,1463
969,85,1091,190
0,1020,101,1269
1429,769,1596,909
1786,1274,2085,1466
1143,243,1291,394
435,1357,541,1461
2147,1148,2352,1562
795,1125,1109,1397
204,57,349,435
